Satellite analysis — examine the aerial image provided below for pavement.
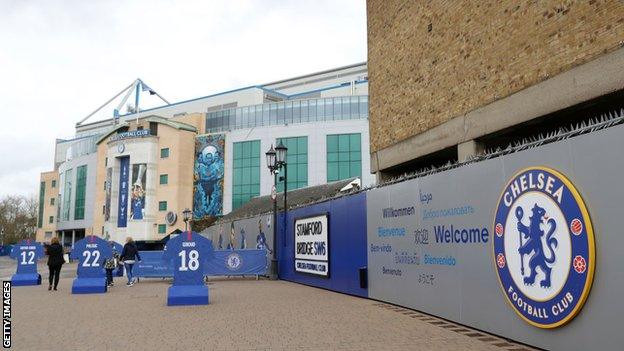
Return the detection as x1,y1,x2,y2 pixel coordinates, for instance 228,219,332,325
2,257,536,351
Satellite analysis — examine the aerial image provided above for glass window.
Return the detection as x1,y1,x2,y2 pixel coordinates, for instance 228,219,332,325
301,100,309,122
285,101,293,124
38,181,45,228
74,165,87,220
160,174,168,185
359,96,368,118
49,216,54,224
50,198,55,206
326,133,362,182
277,103,285,124
292,101,301,123
262,105,270,126
159,201,167,211
350,97,359,119
318,99,326,121
160,148,169,158
232,140,261,210
242,107,249,128
342,97,350,119
270,104,277,125
233,108,240,129
309,100,317,121
333,97,341,118
51,180,56,188
158,224,167,234
62,169,73,221
276,136,308,192
325,98,333,121
255,106,262,127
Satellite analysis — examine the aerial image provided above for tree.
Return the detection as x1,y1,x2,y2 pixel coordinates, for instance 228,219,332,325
0,194,38,244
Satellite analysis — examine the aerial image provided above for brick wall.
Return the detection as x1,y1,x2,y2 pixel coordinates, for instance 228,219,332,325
367,0,624,153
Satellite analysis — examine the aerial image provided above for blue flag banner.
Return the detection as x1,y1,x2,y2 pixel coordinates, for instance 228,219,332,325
117,156,130,227
206,249,268,276
10,240,44,286
70,235,113,294
162,231,215,306
132,249,268,279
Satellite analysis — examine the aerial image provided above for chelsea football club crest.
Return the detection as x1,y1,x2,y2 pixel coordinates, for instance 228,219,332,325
226,252,242,271
493,167,595,328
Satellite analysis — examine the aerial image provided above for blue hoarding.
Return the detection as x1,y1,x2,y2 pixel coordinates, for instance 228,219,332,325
278,192,368,297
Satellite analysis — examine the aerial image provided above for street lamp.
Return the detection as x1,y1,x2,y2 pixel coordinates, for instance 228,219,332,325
182,208,192,233
275,140,288,214
265,141,288,280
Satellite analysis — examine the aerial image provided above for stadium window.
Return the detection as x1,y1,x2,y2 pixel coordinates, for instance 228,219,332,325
326,133,361,182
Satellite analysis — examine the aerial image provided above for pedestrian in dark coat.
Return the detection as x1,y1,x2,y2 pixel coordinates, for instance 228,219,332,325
47,237,65,291
120,237,141,286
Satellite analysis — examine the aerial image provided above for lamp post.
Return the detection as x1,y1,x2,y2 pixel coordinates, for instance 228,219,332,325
265,141,288,280
182,208,192,233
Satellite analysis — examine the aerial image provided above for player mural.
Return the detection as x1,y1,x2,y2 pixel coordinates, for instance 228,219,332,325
193,134,225,219
130,164,146,220
104,167,112,221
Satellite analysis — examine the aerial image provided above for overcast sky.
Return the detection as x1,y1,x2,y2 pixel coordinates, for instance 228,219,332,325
0,0,367,197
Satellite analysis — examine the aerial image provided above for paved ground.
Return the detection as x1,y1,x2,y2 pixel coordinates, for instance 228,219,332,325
2,257,535,351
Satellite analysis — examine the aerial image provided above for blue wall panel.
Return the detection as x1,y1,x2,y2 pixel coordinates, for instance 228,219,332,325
277,192,367,297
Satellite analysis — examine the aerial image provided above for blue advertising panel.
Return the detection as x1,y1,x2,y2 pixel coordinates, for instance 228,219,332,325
162,232,214,305
134,251,173,278
117,156,130,227
278,193,368,297
70,235,113,294
10,240,44,286
193,134,224,219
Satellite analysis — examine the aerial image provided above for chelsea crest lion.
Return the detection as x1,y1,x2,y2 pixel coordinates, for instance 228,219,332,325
493,166,595,328
226,252,242,271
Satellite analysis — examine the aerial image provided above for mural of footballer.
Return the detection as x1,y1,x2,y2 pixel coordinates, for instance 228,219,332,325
256,219,272,253
193,135,225,219
130,164,146,220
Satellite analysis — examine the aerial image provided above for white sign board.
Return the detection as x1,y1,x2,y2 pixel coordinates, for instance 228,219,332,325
294,214,329,276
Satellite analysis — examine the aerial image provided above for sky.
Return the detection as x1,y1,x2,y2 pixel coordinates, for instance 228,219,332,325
0,0,367,197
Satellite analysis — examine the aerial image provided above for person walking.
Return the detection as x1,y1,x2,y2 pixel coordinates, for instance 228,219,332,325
120,237,141,286
104,241,121,287
46,237,65,291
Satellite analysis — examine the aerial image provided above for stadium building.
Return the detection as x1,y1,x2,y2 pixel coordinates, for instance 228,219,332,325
35,63,372,245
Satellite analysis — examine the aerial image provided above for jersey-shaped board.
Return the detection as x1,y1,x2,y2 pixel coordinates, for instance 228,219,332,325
70,235,113,294
162,231,214,306
10,239,45,286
